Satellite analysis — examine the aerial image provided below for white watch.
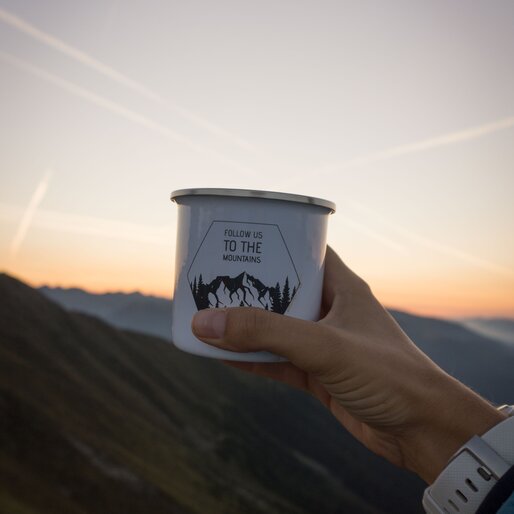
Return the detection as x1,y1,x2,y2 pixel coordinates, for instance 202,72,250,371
423,406,514,514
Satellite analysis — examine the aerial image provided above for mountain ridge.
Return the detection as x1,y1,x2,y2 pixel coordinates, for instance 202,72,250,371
39,283,172,340
38,282,514,404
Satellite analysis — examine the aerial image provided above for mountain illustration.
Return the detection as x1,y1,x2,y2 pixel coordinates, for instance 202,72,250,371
189,271,297,313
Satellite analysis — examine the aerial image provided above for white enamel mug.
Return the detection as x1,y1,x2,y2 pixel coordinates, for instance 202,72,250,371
170,188,335,362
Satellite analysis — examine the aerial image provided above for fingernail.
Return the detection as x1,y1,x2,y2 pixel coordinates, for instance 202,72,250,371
192,309,227,340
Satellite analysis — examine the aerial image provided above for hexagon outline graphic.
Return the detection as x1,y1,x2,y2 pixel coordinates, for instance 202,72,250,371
187,220,301,314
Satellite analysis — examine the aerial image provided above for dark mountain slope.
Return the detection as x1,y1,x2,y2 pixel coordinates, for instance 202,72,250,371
390,310,514,404
1,274,425,514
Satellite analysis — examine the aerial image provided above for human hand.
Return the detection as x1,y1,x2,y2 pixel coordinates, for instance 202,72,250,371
191,247,505,483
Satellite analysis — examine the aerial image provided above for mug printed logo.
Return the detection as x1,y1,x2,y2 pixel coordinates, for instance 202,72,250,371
187,221,300,313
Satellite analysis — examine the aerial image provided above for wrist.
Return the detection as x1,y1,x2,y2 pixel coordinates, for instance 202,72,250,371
401,372,507,484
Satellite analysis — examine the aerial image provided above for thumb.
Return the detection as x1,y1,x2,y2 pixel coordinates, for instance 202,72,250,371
191,307,340,374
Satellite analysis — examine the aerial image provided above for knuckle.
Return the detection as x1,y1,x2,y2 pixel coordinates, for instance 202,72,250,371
353,275,372,294
334,276,373,301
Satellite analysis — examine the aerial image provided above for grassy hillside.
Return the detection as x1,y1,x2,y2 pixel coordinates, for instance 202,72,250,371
1,274,425,514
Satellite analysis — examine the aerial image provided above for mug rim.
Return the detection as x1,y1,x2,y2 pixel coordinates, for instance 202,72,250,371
170,188,336,213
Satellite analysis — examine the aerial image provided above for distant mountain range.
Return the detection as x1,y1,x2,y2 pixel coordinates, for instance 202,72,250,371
388,310,514,404
40,284,514,404
458,317,514,346
39,286,172,341
2,277,512,514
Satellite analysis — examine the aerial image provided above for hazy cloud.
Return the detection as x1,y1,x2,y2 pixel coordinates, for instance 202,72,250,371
0,6,255,152
9,169,53,258
1,202,171,246
348,200,514,281
310,117,514,177
0,52,255,176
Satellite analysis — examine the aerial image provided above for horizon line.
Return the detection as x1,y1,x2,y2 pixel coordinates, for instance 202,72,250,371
2,269,512,321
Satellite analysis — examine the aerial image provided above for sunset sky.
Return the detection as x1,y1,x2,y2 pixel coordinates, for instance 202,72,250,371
1,0,513,318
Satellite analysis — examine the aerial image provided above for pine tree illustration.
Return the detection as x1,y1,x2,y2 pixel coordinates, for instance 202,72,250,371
192,276,197,296
194,274,207,309
281,277,291,313
270,282,282,313
291,285,297,299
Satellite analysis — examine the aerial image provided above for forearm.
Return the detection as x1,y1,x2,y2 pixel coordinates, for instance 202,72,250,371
400,371,507,484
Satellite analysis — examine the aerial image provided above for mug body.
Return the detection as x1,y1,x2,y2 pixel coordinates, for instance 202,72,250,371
170,188,335,362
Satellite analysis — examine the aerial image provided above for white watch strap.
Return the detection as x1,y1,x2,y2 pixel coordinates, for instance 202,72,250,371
483,415,514,465
423,415,514,514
